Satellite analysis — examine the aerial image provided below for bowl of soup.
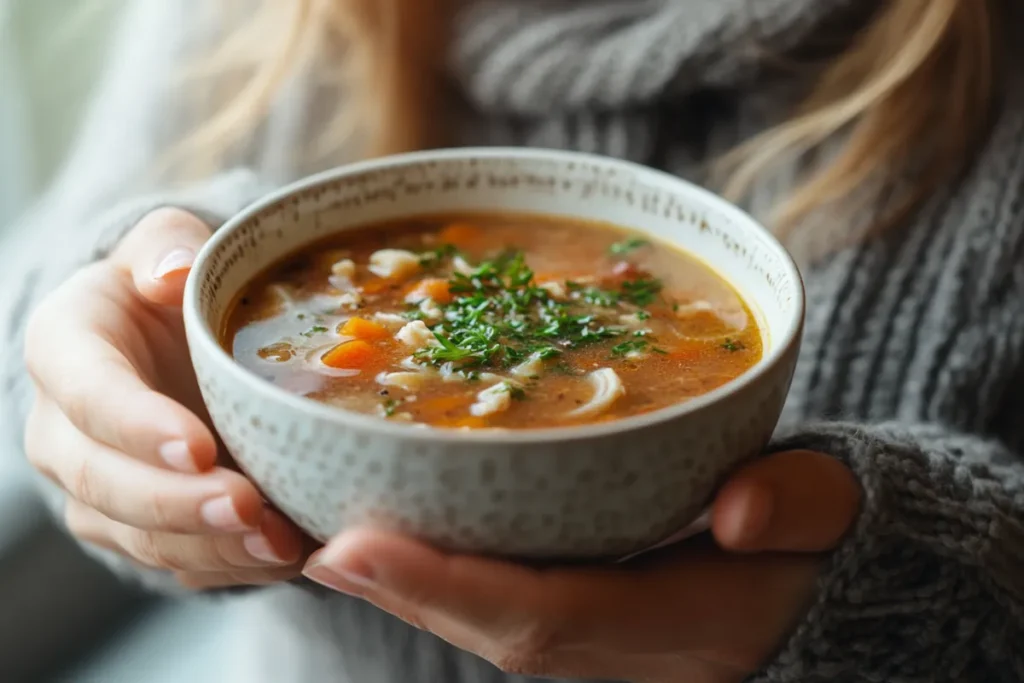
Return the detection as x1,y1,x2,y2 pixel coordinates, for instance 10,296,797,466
183,148,804,559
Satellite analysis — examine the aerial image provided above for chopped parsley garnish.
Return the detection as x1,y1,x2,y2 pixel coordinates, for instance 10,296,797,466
609,237,650,255
382,398,400,417
620,278,663,307
506,384,527,401
412,250,648,373
302,325,329,337
611,339,666,357
566,280,664,309
722,338,745,352
419,243,457,267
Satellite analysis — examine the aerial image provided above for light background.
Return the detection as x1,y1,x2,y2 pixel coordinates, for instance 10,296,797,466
1,3,234,681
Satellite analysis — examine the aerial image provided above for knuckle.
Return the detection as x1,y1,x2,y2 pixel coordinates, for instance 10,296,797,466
58,375,98,435
22,401,49,471
23,306,57,379
125,530,183,570
492,651,555,678
146,488,183,532
490,621,564,677
65,457,108,510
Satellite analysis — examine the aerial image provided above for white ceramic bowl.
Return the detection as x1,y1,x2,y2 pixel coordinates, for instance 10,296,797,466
183,148,804,559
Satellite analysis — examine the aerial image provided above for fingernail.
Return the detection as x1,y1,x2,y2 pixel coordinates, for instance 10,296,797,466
200,496,252,533
153,247,195,279
302,553,376,595
244,534,288,564
159,440,196,472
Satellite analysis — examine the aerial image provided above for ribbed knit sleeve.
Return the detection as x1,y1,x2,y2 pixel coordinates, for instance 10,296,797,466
751,422,1024,682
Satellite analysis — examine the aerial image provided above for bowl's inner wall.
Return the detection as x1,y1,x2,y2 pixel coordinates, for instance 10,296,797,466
195,155,800,354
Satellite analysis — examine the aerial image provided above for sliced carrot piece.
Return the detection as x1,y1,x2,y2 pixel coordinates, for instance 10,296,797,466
438,222,483,247
405,278,453,304
360,279,398,295
339,316,391,341
321,340,382,370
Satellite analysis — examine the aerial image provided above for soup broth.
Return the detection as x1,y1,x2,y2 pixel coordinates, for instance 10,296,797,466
224,214,762,429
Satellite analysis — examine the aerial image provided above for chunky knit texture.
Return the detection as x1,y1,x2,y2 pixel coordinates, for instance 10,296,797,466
3,1,1024,681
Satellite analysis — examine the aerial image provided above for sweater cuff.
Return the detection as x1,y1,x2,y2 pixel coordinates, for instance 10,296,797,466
750,422,1024,682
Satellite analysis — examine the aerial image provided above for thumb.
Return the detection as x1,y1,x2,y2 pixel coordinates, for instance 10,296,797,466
711,450,861,553
111,207,213,307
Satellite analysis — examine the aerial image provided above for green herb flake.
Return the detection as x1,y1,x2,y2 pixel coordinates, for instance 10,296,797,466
609,237,650,256
506,384,527,401
419,243,457,267
611,340,649,357
382,398,400,417
620,278,663,307
302,325,329,337
722,338,746,352
411,249,662,373
611,339,667,357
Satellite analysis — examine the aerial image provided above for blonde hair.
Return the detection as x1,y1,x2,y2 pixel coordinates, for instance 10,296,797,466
176,0,1002,241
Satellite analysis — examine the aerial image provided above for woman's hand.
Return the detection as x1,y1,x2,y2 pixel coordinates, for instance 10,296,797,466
303,450,860,683
23,208,308,589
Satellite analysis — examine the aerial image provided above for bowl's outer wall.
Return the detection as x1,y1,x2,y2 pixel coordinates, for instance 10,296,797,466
185,150,804,558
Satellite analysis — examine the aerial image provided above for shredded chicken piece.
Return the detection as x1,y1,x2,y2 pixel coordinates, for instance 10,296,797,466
470,382,514,417
418,298,443,322
377,372,430,392
395,320,436,349
618,313,648,329
538,281,567,299
331,259,356,279
511,352,547,378
370,312,408,331
337,291,363,310
674,300,748,331
566,369,625,419
452,255,475,275
369,249,422,280
399,355,428,371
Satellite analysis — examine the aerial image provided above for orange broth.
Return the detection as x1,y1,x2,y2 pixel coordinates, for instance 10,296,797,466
223,214,762,429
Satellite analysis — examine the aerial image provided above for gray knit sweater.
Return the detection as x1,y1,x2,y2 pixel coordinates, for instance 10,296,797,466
3,1,1023,682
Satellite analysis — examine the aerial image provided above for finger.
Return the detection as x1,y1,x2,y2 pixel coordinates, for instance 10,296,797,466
302,530,820,675
25,303,217,473
111,207,212,307
28,400,264,532
175,566,305,591
711,450,861,553
303,530,579,653
304,530,549,625
66,500,304,571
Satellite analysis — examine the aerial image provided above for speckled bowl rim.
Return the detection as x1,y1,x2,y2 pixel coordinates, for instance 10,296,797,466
184,147,805,445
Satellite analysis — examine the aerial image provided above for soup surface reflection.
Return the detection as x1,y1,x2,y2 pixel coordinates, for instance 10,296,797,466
224,214,762,429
